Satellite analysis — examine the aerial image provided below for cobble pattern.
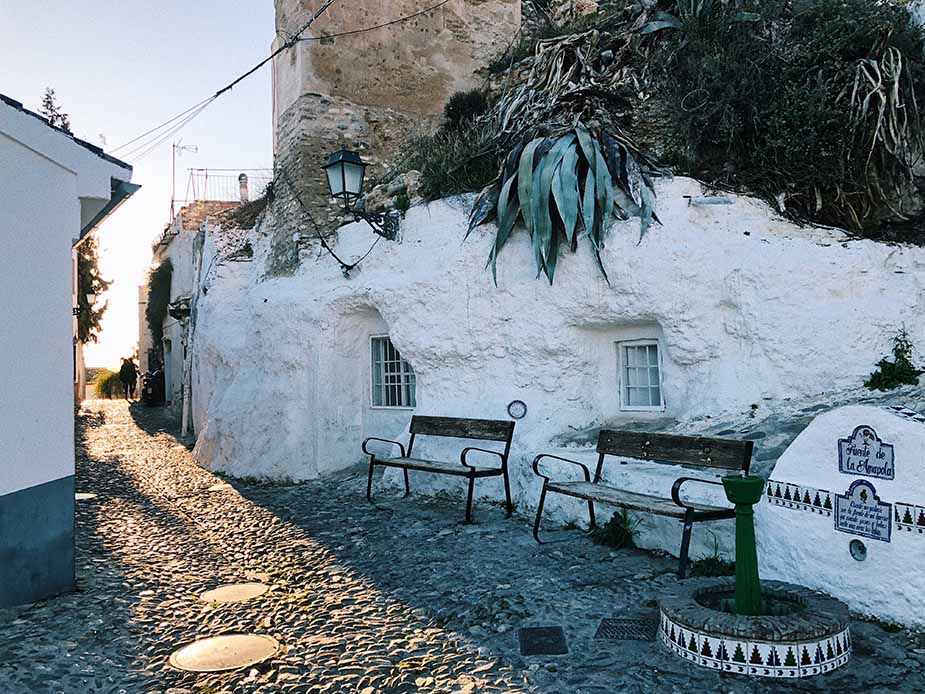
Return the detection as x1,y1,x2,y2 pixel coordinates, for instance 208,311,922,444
1,401,923,693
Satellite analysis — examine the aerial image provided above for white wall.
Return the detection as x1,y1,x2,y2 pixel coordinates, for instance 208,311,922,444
190,177,925,553
0,132,77,496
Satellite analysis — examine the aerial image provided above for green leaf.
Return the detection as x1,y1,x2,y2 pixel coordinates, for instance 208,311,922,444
488,175,520,285
733,11,761,22
517,138,542,235
640,17,681,34
467,183,499,236
581,166,596,244
534,134,576,266
552,147,580,244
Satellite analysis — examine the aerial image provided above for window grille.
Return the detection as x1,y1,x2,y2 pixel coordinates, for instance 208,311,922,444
619,341,663,410
371,336,416,408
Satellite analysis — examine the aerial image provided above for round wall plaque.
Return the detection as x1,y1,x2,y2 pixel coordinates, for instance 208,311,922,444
507,400,527,420
849,539,867,562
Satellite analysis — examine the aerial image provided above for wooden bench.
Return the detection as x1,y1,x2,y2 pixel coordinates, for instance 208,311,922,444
363,416,515,523
531,430,753,577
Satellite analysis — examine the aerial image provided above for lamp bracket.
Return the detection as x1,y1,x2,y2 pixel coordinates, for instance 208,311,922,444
351,208,401,241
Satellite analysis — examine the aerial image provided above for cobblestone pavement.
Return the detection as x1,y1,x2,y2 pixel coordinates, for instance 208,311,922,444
2,400,924,694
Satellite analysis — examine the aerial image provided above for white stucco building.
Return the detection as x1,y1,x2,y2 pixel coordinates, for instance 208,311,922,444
180,177,925,564
0,93,137,607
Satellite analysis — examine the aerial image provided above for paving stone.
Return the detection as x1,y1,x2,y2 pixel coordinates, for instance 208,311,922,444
0,401,920,693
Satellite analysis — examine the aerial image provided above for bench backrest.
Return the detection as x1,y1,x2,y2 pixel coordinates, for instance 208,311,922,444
410,416,515,443
594,430,752,482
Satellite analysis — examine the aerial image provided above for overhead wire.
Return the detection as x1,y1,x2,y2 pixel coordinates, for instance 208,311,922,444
112,0,338,163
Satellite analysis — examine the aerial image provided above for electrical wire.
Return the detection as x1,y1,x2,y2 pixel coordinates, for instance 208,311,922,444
276,166,380,276
295,0,451,42
111,0,338,162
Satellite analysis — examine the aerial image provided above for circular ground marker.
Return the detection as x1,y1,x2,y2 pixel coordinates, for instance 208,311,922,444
169,634,279,673
208,483,233,492
75,493,97,501
201,582,269,604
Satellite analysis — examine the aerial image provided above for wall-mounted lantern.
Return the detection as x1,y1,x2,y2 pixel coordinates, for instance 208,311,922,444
322,147,400,241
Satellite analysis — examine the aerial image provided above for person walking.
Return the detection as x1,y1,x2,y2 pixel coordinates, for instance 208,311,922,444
119,358,138,400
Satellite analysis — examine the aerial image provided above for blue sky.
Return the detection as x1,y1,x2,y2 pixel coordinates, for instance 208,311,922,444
1,1,276,367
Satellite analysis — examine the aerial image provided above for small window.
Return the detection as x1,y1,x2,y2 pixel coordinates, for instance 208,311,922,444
618,340,664,411
370,335,416,408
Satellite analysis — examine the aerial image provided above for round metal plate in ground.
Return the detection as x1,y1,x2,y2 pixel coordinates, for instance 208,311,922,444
75,493,97,501
168,634,279,672
201,582,269,604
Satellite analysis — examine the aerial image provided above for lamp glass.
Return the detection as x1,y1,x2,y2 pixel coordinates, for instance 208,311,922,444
86,293,97,305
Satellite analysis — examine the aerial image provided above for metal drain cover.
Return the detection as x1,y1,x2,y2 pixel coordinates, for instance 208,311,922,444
519,626,568,656
201,582,269,604
595,617,659,641
75,493,97,501
169,634,279,672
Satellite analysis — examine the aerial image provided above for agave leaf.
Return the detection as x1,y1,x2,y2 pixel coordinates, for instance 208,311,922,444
517,138,543,235
638,179,658,243
581,166,596,245
488,175,520,285
467,182,500,236
576,127,597,175
545,224,560,283
593,139,615,230
733,11,761,22
640,17,682,34
552,147,580,244
534,134,576,265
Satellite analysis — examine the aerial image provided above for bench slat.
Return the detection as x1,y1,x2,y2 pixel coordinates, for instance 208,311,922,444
380,456,504,477
410,416,514,442
597,430,752,472
546,481,732,518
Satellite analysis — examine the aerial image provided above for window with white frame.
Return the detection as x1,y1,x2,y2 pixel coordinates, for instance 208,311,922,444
618,340,664,410
370,335,416,408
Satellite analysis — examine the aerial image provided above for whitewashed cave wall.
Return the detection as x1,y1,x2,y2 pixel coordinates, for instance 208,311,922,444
190,177,925,558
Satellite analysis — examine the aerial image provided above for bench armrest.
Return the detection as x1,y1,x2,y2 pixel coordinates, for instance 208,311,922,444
362,437,406,458
671,476,725,510
532,454,592,483
460,446,505,472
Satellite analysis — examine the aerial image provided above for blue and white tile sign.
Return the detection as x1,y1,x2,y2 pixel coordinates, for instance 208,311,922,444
757,405,925,628
834,480,892,543
837,425,894,480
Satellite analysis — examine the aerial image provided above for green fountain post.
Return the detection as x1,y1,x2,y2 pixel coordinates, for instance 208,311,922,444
721,474,765,616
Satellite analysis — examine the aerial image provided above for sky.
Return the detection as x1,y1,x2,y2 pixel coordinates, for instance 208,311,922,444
0,1,276,367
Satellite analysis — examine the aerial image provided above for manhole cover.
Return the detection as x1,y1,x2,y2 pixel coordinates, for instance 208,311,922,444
209,483,233,492
169,634,279,672
75,493,97,501
595,617,659,641
201,583,269,604
519,626,568,656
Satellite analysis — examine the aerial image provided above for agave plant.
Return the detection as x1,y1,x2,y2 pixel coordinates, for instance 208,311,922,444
468,126,657,284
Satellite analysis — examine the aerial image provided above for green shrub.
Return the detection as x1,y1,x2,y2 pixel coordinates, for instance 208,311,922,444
443,90,489,131
690,538,736,577
145,259,173,345
652,0,925,230
93,369,122,399
398,122,502,201
590,509,640,549
865,329,923,391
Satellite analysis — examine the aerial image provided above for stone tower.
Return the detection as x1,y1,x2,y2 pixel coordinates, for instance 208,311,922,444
271,0,521,227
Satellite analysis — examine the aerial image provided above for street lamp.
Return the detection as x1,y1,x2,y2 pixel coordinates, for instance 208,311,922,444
74,293,98,316
322,147,400,241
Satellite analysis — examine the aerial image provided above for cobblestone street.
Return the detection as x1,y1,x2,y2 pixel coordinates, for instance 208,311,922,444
1,400,924,693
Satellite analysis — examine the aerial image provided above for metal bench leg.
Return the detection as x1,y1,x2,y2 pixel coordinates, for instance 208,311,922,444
678,510,695,579
402,468,411,498
366,459,376,502
464,475,476,524
502,467,513,518
533,481,548,543
588,500,596,530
